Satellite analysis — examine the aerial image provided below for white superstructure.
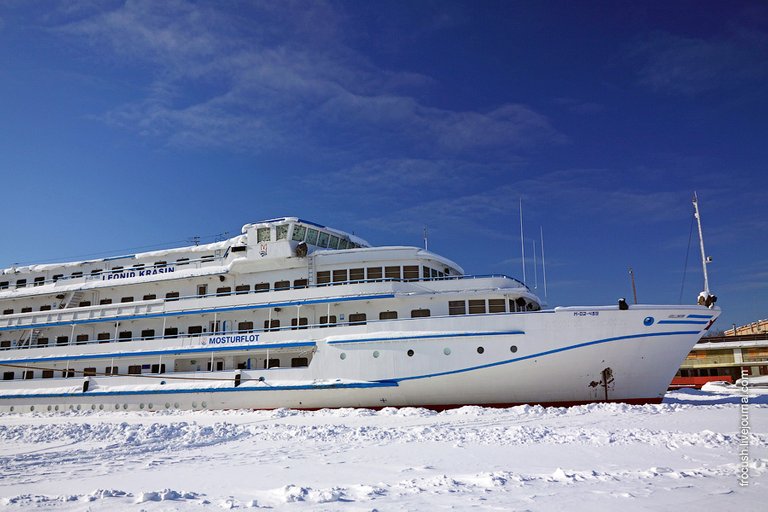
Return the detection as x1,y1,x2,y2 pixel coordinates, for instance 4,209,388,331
0,217,719,412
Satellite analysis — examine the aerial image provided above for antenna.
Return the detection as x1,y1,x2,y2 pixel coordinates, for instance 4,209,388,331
532,240,538,289
423,226,428,251
540,226,548,300
692,192,710,295
629,267,638,304
519,199,526,283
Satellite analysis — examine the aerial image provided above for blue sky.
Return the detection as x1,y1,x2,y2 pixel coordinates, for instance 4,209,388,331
1,1,766,332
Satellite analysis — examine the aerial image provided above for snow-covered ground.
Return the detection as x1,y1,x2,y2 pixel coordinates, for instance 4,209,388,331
1,388,765,511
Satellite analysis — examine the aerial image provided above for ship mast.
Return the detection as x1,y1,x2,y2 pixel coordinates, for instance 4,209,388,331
693,192,710,295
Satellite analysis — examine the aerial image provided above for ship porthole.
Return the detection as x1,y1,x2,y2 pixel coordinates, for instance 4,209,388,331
373,351,380,358
340,353,347,360
123,404,128,410
443,347,451,355
99,404,104,410
115,404,120,410
47,405,52,411
148,403,154,410
165,403,171,409
201,401,208,408
192,401,198,408
174,402,180,408
54,405,59,411
91,404,96,410
139,403,145,410
30,406,35,412
407,349,414,357
477,346,485,354
9,406,13,412
510,345,518,353
76,405,81,411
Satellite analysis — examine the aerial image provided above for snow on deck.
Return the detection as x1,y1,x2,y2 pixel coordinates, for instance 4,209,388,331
0,388,765,510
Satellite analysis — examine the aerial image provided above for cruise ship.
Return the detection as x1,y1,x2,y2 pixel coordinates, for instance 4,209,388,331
0,216,719,413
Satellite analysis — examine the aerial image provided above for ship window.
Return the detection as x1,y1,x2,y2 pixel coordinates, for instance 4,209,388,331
141,329,155,339
53,274,63,281
349,268,364,282
78,301,91,307
165,291,180,301
143,294,156,301
293,279,308,289
105,366,118,376
332,269,347,284
509,300,517,312
489,299,506,313
411,309,431,318
317,231,330,248
16,279,27,288
37,337,49,347
291,357,309,367
266,358,280,369
3,372,14,380
34,276,45,286
349,313,367,325
118,331,132,341
216,286,232,296
21,307,32,313
100,298,113,305
201,254,214,262
111,267,123,274
197,285,208,296
367,267,383,281
40,305,52,311
291,317,309,330
97,332,110,343
42,369,54,378
120,296,134,303
448,301,466,315
164,327,178,337
0,281,8,289
235,284,250,294
274,280,290,290
132,264,144,271
91,269,102,276
319,315,337,327
339,239,350,249
468,300,486,314
255,282,269,292
76,334,89,345
379,311,398,320
329,235,340,249
385,266,401,280
316,271,331,286
257,227,271,242
403,266,419,281
56,336,69,346
423,266,431,279
154,260,167,268
264,319,280,331
276,224,289,240
2,309,13,315
177,258,190,266
128,365,142,375
238,321,254,332
0,340,10,350
62,369,75,378
23,370,34,379
292,224,307,241
84,367,97,376
188,326,203,335
306,228,319,245
71,272,83,279
151,364,166,374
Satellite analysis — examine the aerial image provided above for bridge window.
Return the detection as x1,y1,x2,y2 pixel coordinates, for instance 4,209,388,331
339,239,350,249
306,228,319,245
379,311,398,320
403,266,419,281
292,225,307,241
257,227,271,242
367,267,383,281
449,301,466,315
349,313,367,325
329,235,340,249
317,231,330,248
469,300,486,314
411,309,431,318
489,299,506,313
349,268,364,282
276,224,289,240
385,266,401,280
